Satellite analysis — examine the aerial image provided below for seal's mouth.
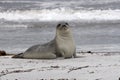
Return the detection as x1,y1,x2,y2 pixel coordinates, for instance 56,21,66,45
57,22,69,30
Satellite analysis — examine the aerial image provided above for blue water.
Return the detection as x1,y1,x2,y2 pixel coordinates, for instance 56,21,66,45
0,0,120,53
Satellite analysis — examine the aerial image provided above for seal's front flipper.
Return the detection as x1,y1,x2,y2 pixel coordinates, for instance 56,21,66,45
73,52,84,58
73,50,77,58
12,53,24,58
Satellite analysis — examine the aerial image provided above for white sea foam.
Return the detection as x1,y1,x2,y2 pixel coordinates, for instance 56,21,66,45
0,8,120,21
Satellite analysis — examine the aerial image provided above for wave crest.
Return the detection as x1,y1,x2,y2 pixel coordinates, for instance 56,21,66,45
0,8,120,21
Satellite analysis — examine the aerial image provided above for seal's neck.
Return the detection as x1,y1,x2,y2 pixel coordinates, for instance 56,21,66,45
56,30,73,40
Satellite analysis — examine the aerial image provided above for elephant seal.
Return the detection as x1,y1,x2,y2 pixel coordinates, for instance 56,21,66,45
12,22,76,59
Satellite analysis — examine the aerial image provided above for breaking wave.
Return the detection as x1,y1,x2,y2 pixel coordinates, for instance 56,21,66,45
0,8,120,22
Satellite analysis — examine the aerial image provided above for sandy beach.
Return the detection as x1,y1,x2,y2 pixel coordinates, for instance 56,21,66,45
0,53,120,80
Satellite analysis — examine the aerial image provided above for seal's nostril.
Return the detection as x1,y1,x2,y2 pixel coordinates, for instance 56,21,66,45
63,25,66,27
65,23,69,25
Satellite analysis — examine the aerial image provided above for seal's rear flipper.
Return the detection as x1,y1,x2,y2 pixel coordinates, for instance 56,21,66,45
12,53,24,58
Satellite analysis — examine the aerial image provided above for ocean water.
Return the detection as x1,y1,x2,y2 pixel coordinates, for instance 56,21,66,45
0,0,120,53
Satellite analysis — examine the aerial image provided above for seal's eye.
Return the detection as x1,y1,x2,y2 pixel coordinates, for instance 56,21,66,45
57,24,61,28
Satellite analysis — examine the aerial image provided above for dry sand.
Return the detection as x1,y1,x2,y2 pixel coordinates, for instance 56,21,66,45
0,53,120,80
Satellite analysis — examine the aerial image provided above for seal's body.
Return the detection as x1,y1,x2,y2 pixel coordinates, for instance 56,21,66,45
13,40,56,59
12,22,76,59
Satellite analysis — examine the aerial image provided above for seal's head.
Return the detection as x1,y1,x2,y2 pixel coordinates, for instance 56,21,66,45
57,22,69,30
56,22,71,36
